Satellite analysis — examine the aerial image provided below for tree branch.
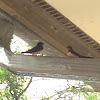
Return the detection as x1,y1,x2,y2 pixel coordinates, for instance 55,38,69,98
18,77,32,99
8,80,18,100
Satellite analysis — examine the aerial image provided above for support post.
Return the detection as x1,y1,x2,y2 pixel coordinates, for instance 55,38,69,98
0,19,14,50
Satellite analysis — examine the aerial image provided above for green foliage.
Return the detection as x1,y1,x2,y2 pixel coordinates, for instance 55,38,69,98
14,46,21,54
85,93,100,100
0,67,10,82
47,81,100,100
41,96,53,100
0,67,31,100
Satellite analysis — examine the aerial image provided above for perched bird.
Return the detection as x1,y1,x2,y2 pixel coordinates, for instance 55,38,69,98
66,46,93,58
21,42,44,55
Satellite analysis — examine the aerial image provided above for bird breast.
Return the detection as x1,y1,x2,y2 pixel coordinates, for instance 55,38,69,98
67,52,79,58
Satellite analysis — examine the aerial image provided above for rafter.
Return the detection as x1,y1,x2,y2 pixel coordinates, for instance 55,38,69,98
0,46,100,82
0,0,100,58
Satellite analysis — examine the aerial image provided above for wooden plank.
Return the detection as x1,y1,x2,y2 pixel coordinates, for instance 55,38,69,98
0,46,100,82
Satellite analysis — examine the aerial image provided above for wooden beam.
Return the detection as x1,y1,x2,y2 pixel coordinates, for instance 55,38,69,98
0,0,100,58
0,46,100,82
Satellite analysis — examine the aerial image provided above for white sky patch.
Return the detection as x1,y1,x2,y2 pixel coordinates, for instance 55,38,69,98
0,47,9,65
24,77,86,100
10,35,30,53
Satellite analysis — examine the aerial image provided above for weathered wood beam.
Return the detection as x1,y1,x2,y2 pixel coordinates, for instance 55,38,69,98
0,0,66,54
0,0,100,58
0,46,100,83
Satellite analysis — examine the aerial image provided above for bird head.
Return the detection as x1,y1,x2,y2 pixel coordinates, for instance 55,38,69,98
66,46,73,51
37,42,44,46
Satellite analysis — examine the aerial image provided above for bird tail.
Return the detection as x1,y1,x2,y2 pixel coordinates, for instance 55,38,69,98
79,56,93,58
21,51,28,53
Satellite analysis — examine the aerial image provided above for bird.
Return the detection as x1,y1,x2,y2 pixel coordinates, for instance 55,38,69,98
21,42,44,55
66,46,93,58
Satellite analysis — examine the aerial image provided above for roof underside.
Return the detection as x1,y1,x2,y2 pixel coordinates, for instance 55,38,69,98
0,0,100,58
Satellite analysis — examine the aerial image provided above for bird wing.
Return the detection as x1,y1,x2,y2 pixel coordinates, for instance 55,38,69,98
70,50,93,58
69,49,81,57
23,46,43,53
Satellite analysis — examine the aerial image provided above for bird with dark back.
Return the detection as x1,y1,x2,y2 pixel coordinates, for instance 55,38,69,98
66,46,93,58
21,42,44,55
